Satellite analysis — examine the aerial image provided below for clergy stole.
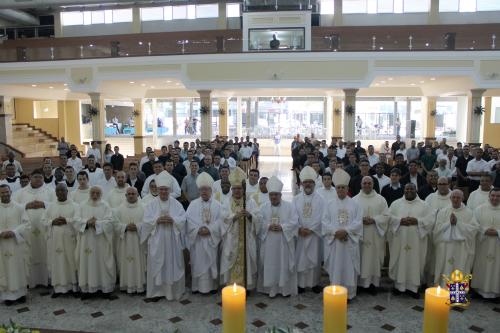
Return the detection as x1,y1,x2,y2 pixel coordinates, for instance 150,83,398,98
229,198,246,287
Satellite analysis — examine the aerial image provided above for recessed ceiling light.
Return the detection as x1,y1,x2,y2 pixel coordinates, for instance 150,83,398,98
89,44,94,47
374,83,380,86
388,77,393,81
430,77,436,81
31,84,37,87
129,81,135,84
166,80,172,83
64,88,69,91
150,85,155,89
63,83,67,86
380,80,386,84
420,80,425,84
379,46,384,50
138,41,143,45
49,86,54,89
425,43,430,47
410,83,416,86
141,83,146,87
175,83,180,86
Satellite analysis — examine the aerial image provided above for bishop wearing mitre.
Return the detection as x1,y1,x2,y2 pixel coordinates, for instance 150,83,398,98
322,169,363,300
293,166,325,293
0,184,28,305
220,167,260,290
258,176,299,297
142,171,186,301
433,190,478,286
113,187,146,294
42,183,80,297
186,172,222,294
387,183,434,298
75,186,116,299
353,176,389,294
472,188,500,299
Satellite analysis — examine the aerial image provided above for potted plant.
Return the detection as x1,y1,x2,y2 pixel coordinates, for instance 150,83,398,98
473,105,485,115
217,108,226,116
345,104,355,115
334,108,341,115
199,105,210,115
132,109,140,117
430,109,437,117
88,105,99,117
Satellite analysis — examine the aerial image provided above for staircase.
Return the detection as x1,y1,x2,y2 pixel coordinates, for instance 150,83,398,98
12,124,59,157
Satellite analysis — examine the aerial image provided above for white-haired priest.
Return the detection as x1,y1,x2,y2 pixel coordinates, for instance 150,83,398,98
293,166,325,294
186,172,222,294
142,171,187,301
322,169,363,300
258,176,299,297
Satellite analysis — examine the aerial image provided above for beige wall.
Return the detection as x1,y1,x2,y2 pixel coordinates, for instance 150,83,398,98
483,97,500,147
14,98,60,138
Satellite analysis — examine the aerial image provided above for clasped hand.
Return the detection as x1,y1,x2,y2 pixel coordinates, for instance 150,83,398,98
0,231,15,239
86,217,96,229
334,229,348,241
363,217,375,225
299,227,312,237
26,200,45,210
198,226,211,236
450,213,457,225
400,217,418,226
233,209,252,222
269,224,282,232
485,228,498,236
52,217,67,226
157,215,174,225
126,223,137,232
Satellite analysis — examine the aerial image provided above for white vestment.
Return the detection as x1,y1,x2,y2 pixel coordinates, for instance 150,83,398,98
70,187,90,204
258,200,299,297
316,187,337,203
186,198,222,293
141,193,158,206
353,191,389,288
105,185,129,209
220,197,260,290
387,198,434,293
142,197,186,300
293,192,324,288
42,200,80,293
83,168,104,186
425,192,452,211
75,200,116,293
113,201,146,293
433,205,478,286
322,196,363,299
467,189,491,210
97,177,117,195
0,202,28,301
14,185,55,287
472,203,500,298
214,190,232,206
142,172,181,199
250,191,269,208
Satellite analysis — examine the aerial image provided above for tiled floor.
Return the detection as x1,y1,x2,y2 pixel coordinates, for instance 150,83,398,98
2,156,499,333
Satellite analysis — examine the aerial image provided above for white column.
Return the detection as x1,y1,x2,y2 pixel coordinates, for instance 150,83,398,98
236,97,242,137
152,98,158,148
343,89,358,142
456,96,468,144
0,96,13,145
198,90,212,142
467,89,487,144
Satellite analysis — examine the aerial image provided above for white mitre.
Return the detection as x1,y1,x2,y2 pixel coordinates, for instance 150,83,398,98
299,166,317,182
196,172,214,188
267,176,284,193
332,169,350,187
155,170,172,188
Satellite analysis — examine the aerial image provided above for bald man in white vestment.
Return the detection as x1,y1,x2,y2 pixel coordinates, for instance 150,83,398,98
14,169,55,287
185,172,222,294
322,169,363,300
353,176,389,293
75,186,116,299
387,183,434,298
433,190,478,286
258,176,299,297
472,188,500,299
70,171,91,204
425,177,452,211
0,185,28,305
293,166,325,293
105,171,129,209
113,187,146,294
467,175,493,209
42,184,80,296
142,171,186,301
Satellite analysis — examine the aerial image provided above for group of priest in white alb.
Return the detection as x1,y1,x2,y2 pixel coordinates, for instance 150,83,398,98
0,165,499,306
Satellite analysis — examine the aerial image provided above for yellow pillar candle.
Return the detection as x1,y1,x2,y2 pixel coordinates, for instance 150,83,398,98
323,285,348,333
423,286,450,333
222,283,246,333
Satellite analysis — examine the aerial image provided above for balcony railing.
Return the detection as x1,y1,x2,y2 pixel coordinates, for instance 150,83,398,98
0,24,498,63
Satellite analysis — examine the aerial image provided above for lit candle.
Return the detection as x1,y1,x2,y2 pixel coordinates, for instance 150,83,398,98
323,285,348,333
222,283,246,333
423,286,450,333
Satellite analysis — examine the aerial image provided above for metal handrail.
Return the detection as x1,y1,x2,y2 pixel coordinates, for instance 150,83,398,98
0,142,26,158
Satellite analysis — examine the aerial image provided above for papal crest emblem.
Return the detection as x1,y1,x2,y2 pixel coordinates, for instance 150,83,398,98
442,270,472,307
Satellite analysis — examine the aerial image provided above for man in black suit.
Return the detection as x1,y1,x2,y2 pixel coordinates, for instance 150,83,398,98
126,162,144,196
401,160,427,192
417,170,438,200
381,168,404,206
349,159,380,196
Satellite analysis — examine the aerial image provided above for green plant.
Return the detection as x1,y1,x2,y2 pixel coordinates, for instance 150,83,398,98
199,105,210,115
217,108,226,116
430,109,437,116
264,327,302,333
132,109,140,117
334,108,341,115
0,320,34,333
87,105,99,117
345,104,355,115
473,105,485,115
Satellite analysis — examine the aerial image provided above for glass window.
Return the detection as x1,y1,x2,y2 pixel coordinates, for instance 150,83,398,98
157,100,174,136
439,0,459,12
104,10,113,24
226,3,241,17
459,0,476,11
367,0,377,13
104,102,134,137
61,12,83,26
196,4,218,18
172,5,187,19
394,0,403,12
143,99,154,136
187,5,196,19
491,97,500,124
164,6,173,20
378,0,394,13
112,9,133,23
83,11,91,25
343,0,367,13
403,0,430,12
249,28,305,50
436,100,458,138
212,101,220,136
141,7,164,21
320,0,335,14
477,0,500,11
91,11,105,24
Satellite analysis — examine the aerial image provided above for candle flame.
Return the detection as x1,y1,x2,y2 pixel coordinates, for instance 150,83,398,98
437,286,441,295
333,285,336,293
233,283,237,292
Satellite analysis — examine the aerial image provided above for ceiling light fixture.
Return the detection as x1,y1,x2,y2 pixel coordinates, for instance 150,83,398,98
129,81,135,84
430,77,436,81
410,83,416,86
49,86,53,89
138,41,143,45
63,83,67,86
380,80,386,84
31,84,37,87
141,83,146,87
388,77,393,81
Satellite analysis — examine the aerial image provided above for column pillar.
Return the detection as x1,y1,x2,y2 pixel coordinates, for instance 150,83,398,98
217,2,227,29
54,12,63,37
428,0,440,25
343,89,358,142
88,92,105,158
421,96,437,142
198,90,212,142
151,98,158,148
245,99,251,136
236,97,242,137
331,97,343,140
0,96,14,146
132,98,145,156
467,89,487,145
172,99,178,136
132,7,142,34
218,97,229,137
333,0,343,26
